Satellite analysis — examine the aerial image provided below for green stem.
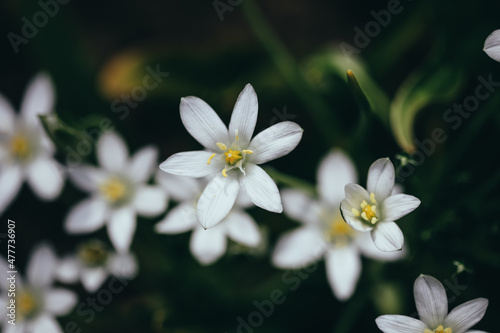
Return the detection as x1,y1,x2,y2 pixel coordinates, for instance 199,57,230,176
263,167,316,195
242,0,341,145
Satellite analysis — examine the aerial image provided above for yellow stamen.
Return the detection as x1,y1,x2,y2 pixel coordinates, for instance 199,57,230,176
222,168,228,177
330,218,354,236
18,291,37,318
10,135,30,158
425,330,433,333
361,204,376,222
216,142,227,150
351,208,360,216
207,153,216,165
360,200,368,209
235,129,239,140
224,149,243,165
370,192,376,203
99,177,127,203
242,150,253,154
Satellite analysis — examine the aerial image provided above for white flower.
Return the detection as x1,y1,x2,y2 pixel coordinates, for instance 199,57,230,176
64,132,167,253
159,84,303,229
376,274,489,333
0,73,64,214
155,172,261,265
484,30,500,62
56,239,138,293
340,158,420,252
272,150,404,300
0,243,77,333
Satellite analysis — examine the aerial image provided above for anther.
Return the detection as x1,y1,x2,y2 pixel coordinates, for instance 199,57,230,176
207,153,216,165
216,142,227,150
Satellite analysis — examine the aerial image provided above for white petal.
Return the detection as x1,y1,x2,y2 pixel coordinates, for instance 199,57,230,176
371,221,404,252
228,84,258,146
44,288,77,315
248,121,303,164
68,165,106,192
189,225,227,265
180,96,229,151
127,145,158,183
156,172,202,202
80,267,108,292
55,256,80,283
31,315,63,333
382,194,420,222
64,198,107,234
27,156,64,200
271,227,326,268
356,232,406,261
375,315,428,333
317,149,357,206
235,190,254,209
108,207,136,253
367,158,395,201
0,165,23,214
0,94,16,133
97,132,129,172
484,29,500,62
414,274,449,329
133,185,167,217
444,298,488,333
240,164,282,213
27,243,57,287
197,173,240,228
20,73,55,126
155,203,198,234
281,188,320,225
325,246,361,301
224,211,261,247
107,252,138,278
159,151,222,178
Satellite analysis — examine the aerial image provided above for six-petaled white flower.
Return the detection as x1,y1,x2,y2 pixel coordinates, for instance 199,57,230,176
56,239,138,293
159,84,303,229
155,172,261,265
272,150,405,300
0,73,64,215
64,132,167,253
340,158,421,252
0,243,77,333
484,29,500,62
376,274,489,333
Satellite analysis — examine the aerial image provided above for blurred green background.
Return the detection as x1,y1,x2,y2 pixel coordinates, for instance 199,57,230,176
1,0,499,332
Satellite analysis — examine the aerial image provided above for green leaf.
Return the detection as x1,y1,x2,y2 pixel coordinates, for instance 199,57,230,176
390,65,464,153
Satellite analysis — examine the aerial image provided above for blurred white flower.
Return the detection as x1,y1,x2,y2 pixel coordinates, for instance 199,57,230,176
155,172,261,265
64,132,167,253
376,274,489,333
56,239,138,293
272,150,404,300
0,243,77,333
340,158,420,252
0,73,64,214
159,84,303,229
484,29,500,62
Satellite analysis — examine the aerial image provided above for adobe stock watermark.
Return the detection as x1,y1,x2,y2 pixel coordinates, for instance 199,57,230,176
110,65,169,120
339,0,409,61
7,0,71,54
212,0,243,22
63,276,130,333
396,74,500,183
269,106,296,126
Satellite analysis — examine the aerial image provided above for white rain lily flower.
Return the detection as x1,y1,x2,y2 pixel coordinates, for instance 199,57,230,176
340,158,420,252
155,172,261,265
0,73,64,214
272,150,405,300
0,243,77,333
484,29,500,62
64,132,167,253
159,84,303,229
376,274,489,333
56,239,138,293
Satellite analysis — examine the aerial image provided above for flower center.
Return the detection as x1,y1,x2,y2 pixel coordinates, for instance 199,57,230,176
351,192,379,224
78,240,109,267
18,290,39,320
323,210,356,247
424,325,452,333
10,135,30,158
99,177,128,203
206,129,254,177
